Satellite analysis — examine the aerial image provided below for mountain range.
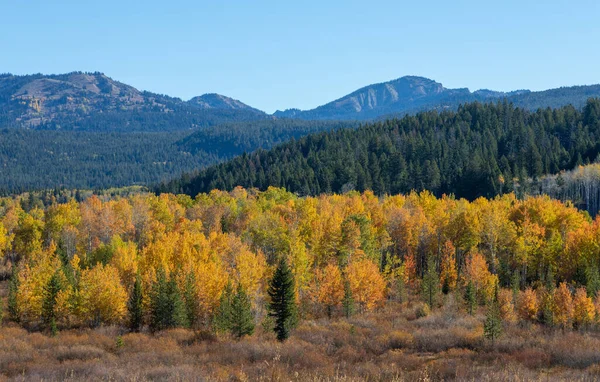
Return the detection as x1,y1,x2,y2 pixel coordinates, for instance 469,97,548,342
2,72,600,130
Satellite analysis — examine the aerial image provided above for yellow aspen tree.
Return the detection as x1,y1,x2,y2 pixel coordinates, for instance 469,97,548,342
463,252,497,302
110,236,139,287
439,240,457,293
573,287,595,329
346,259,386,312
234,245,267,301
498,288,516,322
553,282,574,329
517,287,539,322
314,263,344,318
15,242,61,324
76,263,127,325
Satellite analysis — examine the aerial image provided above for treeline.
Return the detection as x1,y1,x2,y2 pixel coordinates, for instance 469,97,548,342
3,188,600,337
0,119,355,192
160,99,600,200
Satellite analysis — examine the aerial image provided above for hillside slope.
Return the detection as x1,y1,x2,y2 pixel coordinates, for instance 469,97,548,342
160,99,600,200
0,72,266,131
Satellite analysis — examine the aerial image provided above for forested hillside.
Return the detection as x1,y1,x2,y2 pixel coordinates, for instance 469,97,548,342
162,99,600,200
0,120,355,192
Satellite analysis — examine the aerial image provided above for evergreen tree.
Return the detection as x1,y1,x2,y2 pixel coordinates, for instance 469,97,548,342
585,263,600,298
342,277,355,318
267,257,297,341
183,271,199,328
128,273,144,332
150,268,189,332
511,270,520,303
465,281,477,315
421,256,439,308
484,287,502,344
41,271,62,328
214,282,234,333
230,283,255,339
7,266,19,322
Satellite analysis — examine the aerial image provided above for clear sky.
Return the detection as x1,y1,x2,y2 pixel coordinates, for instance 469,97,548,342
2,0,599,113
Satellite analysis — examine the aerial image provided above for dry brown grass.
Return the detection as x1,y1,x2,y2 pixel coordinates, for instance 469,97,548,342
2,297,600,381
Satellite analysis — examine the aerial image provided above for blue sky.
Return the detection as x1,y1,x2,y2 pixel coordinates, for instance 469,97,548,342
2,0,599,113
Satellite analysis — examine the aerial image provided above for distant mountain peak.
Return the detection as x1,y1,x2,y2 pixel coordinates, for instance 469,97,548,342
188,93,260,112
0,72,267,130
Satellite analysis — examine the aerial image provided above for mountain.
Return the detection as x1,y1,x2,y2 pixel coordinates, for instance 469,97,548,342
273,76,600,121
159,99,600,200
188,93,261,112
0,72,266,131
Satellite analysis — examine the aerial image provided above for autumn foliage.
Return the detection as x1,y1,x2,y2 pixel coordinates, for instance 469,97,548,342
1,187,600,334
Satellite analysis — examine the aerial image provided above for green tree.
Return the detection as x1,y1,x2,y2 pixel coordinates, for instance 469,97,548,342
149,268,189,331
267,257,297,341
214,282,234,333
484,287,502,344
41,271,62,328
585,264,600,298
128,273,143,332
511,270,520,303
342,277,355,318
8,266,19,322
183,271,199,328
230,283,255,339
465,280,477,315
421,256,439,308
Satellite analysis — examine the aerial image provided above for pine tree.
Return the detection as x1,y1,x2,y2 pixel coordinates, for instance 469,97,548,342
484,287,502,344
214,282,234,333
230,283,255,339
128,273,143,332
183,271,199,328
585,264,600,298
8,266,19,322
421,256,439,308
267,257,297,341
511,270,520,303
42,271,62,328
150,268,189,332
167,274,189,329
342,277,355,318
465,280,476,315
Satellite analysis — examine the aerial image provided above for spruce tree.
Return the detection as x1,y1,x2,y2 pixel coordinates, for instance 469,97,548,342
484,287,502,344
167,273,189,329
8,266,19,322
421,256,439,308
150,268,189,332
342,278,355,318
42,271,62,328
465,280,476,315
511,270,520,303
268,257,297,341
183,271,199,328
214,282,234,333
585,263,600,298
230,283,255,339
128,273,144,332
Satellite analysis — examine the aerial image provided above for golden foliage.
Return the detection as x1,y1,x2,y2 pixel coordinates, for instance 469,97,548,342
346,259,386,312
